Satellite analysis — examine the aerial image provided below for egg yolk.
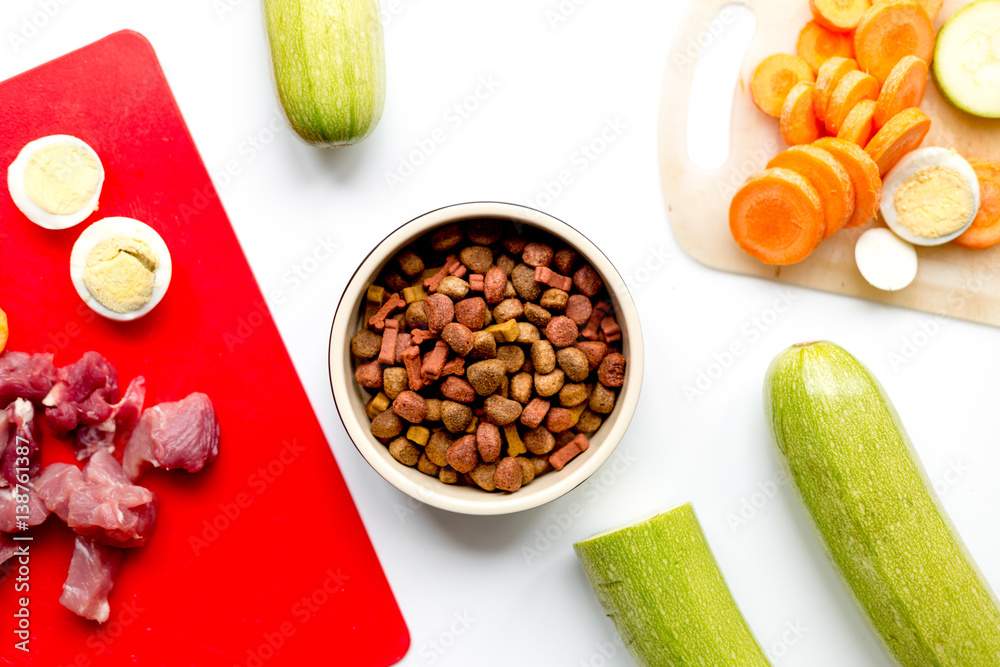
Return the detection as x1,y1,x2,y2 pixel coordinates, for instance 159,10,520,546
893,165,976,238
83,237,158,314
23,142,101,215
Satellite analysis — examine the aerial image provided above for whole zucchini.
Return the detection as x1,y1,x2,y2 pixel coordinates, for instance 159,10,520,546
263,0,385,147
765,341,1000,666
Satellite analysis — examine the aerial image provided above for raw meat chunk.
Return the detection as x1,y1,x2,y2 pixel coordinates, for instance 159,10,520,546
0,483,49,533
123,392,220,480
74,376,147,460
43,352,120,438
0,351,58,405
59,536,122,623
1,399,40,486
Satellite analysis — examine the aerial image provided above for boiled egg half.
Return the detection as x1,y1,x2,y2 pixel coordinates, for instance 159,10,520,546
881,147,980,246
70,217,172,321
7,135,104,230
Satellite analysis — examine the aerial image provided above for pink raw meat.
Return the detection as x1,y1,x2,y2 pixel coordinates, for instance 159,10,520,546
0,351,58,405
43,352,120,438
0,532,18,565
1,399,40,486
74,376,147,460
123,392,220,481
0,482,49,533
60,536,122,623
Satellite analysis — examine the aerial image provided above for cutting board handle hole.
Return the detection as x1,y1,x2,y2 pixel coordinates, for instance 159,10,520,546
685,4,756,170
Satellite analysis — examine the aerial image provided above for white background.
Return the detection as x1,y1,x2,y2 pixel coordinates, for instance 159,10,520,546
4,1,999,666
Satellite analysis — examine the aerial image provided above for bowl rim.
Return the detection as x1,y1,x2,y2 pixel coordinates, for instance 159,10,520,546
328,201,644,516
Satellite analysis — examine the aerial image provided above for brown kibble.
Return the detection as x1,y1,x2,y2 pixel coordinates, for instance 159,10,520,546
495,254,516,276
471,330,497,359
522,242,554,268
484,266,506,305
503,235,528,254
495,457,523,492
565,295,593,326
459,245,494,274
516,322,540,345
555,430,576,449
589,383,617,414
582,301,611,340
476,422,502,463
524,302,552,327
439,466,459,484
389,437,420,466
392,391,427,423
493,298,524,324
534,369,566,397
355,360,383,389
518,457,536,485
424,293,455,333
545,316,579,347
405,301,428,329
601,316,622,343
431,224,463,252
576,409,603,433
467,219,502,245
573,264,604,297
396,249,425,277
370,409,403,440
466,359,507,395
520,397,551,429
383,367,408,399
425,431,453,466
440,376,476,403
510,372,533,404
540,288,569,310
534,266,573,292
546,408,574,433
598,352,626,387
531,340,556,375
425,399,442,422
556,347,590,382
496,346,526,374
524,427,556,455
417,452,439,476
441,322,474,356
455,297,487,331
469,462,498,491
511,263,542,301
575,341,608,371
441,401,474,433
446,435,479,473
559,383,589,408
351,329,382,359
503,279,518,299
549,434,590,471
437,276,470,300
553,248,578,275
384,273,409,293
483,395,523,426
420,340,450,381
531,456,552,476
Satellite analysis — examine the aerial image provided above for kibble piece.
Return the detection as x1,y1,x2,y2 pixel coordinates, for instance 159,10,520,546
476,422,502,463
575,341,608,371
441,322,474,356
509,372,533,404
471,330,497,359
417,452,439,476
516,322,540,345
565,295,593,326
402,285,427,304
407,425,430,446
503,235,528,254
425,398,442,422
383,367,409,399
445,435,479,473
531,457,552,476
466,359,507,395
393,390,427,423
555,430,576,449
534,369,566,397
493,298,524,324
459,245,494,274
546,408,574,433
351,329,383,359
405,301,429,329
455,297,487,330
396,249,425,277
431,224,463,252
469,462,498,491
556,347,591,382
553,248,578,275
496,346,526,374
485,318,520,343
523,302,552,328
598,352,626,387
540,288,569,310
441,400,474,433
573,264,604,297
437,276,471,300
483,395,523,426
503,279,518,299
384,273,409,292
424,293,455,333
466,219,502,245
524,427,556,455
559,383,589,408
365,393,389,420
425,431,453,466
550,434,590,471
576,409,603,433
389,437,421,466
371,409,403,440
367,284,385,303
495,457,523,492
545,316,579,348
355,360,383,389
518,457,536,485
483,266,506,305
522,242,554,268
439,466,459,484
589,383,617,414
495,254,516,276
440,376,476,404
520,397,551,429
531,340,556,375
511,263,542,301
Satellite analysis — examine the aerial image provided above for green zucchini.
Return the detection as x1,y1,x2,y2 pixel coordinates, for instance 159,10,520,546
574,504,771,667
263,0,386,147
933,0,1000,118
765,341,1000,666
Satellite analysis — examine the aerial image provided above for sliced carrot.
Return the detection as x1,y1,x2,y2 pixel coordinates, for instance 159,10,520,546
813,57,858,123
865,107,931,176
854,0,935,84
874,55,928,128
751,54,816,118
810,0,872,32
837,99,877,146
873,0,942,21
797,20,855,72
825,70,880,135
768,145,856,237
953,160,1000,249
729,168,826,265
814,137,883,228
0,308,7,355
781,82,824,146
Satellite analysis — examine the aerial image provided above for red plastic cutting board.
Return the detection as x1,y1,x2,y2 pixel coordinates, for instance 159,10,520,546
0,30,409,667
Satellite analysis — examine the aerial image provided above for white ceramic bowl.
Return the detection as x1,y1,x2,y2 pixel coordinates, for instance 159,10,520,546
329,202,644,515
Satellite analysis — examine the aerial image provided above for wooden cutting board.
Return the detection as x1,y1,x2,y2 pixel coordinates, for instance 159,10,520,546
659,0,1000,326
0,31,409,666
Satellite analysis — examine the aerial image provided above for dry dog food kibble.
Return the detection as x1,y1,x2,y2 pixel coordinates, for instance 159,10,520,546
349,221,628,492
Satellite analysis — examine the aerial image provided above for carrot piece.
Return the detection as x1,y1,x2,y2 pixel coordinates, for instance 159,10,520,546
874,55,928,128
813,57,858,123
811,0,872,31
729,168,826,265
751,54,816,118
953,160,1000,249
854,0,935,85
797,20,855,72
768,145,856,237
781,82,824,146
0,308,6,355
865,107,931,176
825,70,880,135
837,99,877,146
873,0,942,21
814,137,883,229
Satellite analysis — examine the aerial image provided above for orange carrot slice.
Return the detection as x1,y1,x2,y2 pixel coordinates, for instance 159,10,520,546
810,0,872,32
0,308,7,355
873,0,942,21
729,168,826,265
751,54,816,117
768,145,856,237
874,55,928,128
797,20,855,72
953,160,1000,249
814,137,883,228
865,107,931,176
813,57,858,123
825,70,880,135
781,82,824,146
837,99,877,146
854,0,935,85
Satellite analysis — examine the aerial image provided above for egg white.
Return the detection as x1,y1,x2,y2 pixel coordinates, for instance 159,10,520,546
880,147,980,246
7,135,105,230
855,227,919,292
69,217,173,321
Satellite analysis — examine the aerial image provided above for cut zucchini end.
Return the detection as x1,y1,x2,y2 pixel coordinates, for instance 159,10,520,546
934,0,1000,118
